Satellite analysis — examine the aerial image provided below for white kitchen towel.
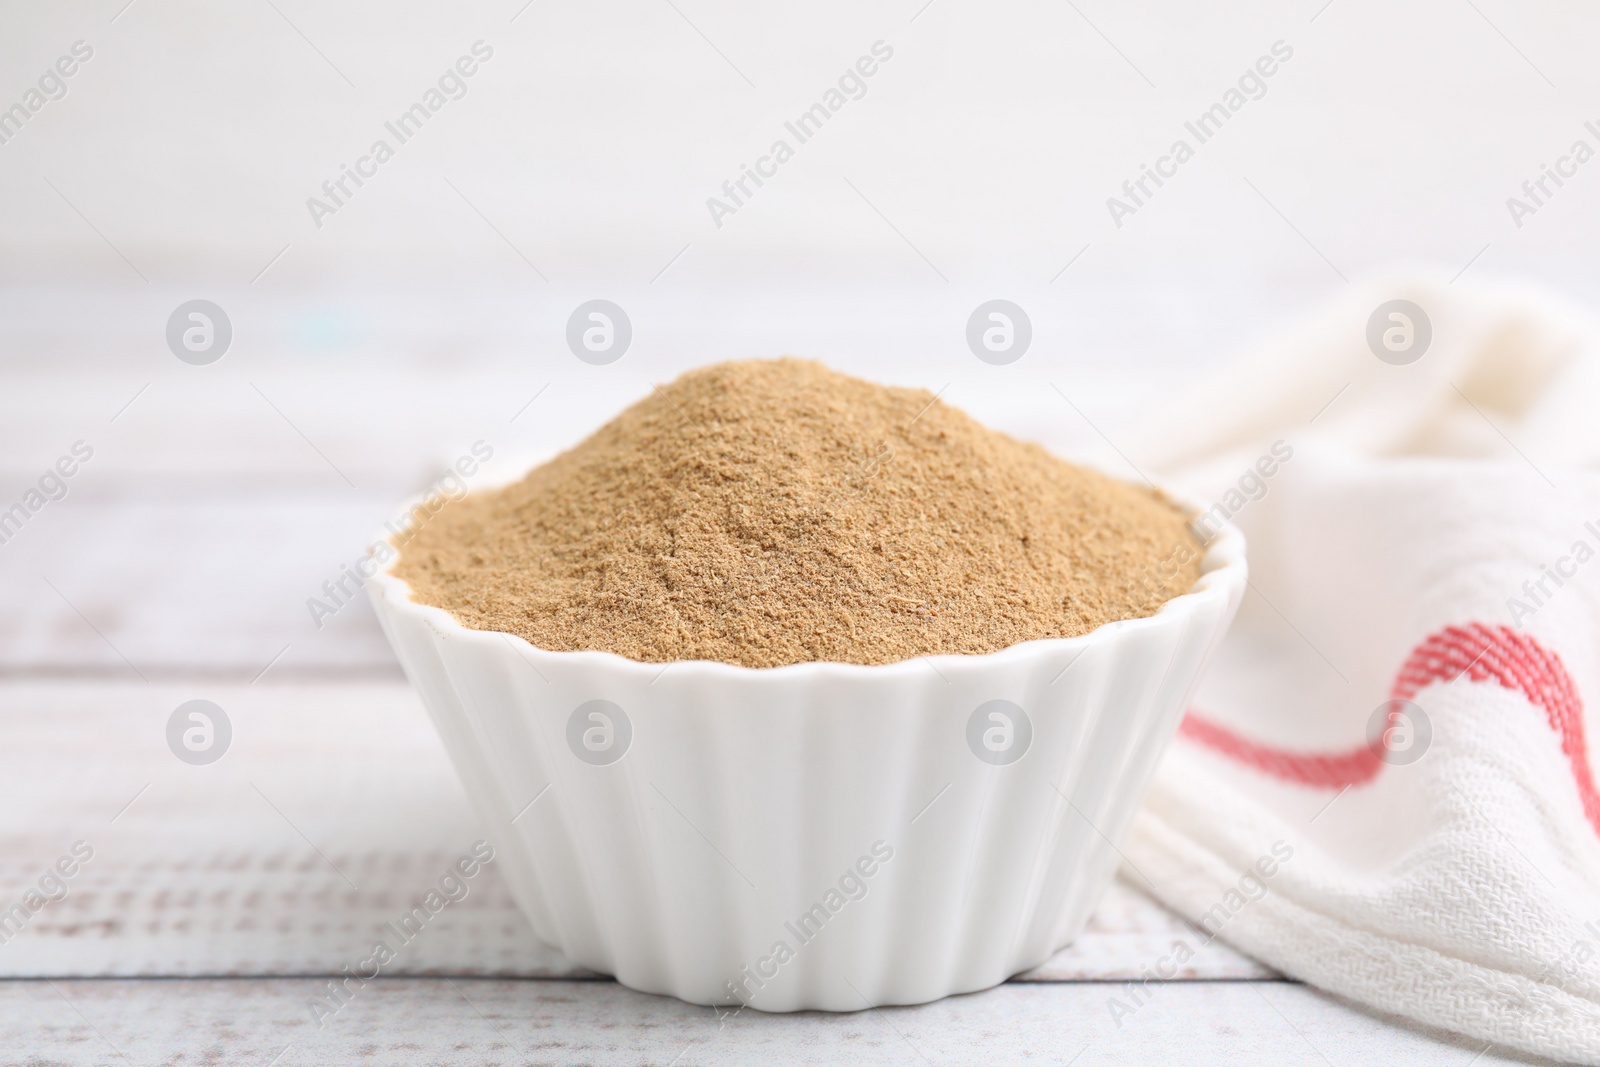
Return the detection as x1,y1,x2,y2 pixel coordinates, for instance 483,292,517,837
1122,275,1600,1064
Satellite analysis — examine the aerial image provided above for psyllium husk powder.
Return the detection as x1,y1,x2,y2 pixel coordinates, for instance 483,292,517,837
394,359,1203,668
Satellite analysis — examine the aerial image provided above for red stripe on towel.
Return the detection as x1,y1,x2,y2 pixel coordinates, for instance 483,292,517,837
1177,713,1383,789
1179,622,1600,836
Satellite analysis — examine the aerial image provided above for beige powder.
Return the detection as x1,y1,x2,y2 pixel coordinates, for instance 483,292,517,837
394,359,1203,668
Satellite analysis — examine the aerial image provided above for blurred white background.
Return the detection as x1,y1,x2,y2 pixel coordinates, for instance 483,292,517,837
0,0,1594,673
5,0,1599,681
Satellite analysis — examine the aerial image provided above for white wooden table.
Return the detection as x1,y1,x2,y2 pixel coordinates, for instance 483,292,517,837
0,280,1556,1064
10,976,1532,1066
5,0,1598,1053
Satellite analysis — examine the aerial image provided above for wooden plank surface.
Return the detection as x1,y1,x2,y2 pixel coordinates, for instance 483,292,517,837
0,678,1270,982
8,976,1549,1067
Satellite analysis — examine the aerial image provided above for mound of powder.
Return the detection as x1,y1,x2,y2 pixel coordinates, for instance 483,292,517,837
394,359,1202,668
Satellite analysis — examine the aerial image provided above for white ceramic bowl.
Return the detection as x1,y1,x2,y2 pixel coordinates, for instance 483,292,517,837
367,482,1246,1012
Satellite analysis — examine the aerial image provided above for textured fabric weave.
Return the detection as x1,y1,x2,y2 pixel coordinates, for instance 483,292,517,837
1126,277,1600,1064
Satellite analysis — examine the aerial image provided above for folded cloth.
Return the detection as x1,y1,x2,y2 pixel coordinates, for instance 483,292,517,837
1122,276,1600,1064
